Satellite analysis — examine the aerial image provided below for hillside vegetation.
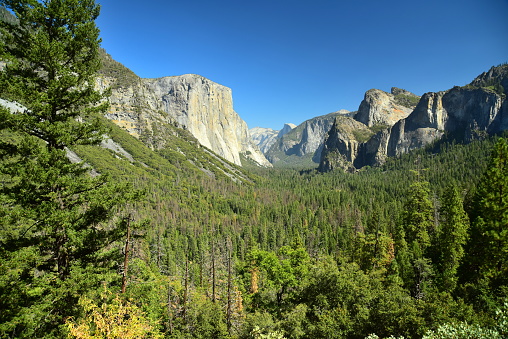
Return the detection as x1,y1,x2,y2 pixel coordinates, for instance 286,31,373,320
77,131,508,339
98,48,140,89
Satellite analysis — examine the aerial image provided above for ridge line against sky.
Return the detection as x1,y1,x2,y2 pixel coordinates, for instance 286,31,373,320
97,0,508,130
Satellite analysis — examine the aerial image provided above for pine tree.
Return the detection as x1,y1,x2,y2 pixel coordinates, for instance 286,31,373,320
403,180,435,255
435,184,469,293
464,137,508,306
0,1,134,337
399,178,435,298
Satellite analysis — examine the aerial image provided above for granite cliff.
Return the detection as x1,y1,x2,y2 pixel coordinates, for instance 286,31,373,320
250,127,278,154
97,51,270,167
320,65,508,171
318,116,373,172
355,87,419,127
250,123,296,154
265,111,351,167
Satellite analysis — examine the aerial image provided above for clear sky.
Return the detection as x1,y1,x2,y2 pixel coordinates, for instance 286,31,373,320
96,0,508,130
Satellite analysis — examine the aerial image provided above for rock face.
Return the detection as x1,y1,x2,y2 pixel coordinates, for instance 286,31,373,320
318,116,373,172
265,112,350,166
96,52,270,167
250,127,279,154
355,88,418,127
319,65,508,171
277,123,297,138
470,65,508,93
143,75,270,167
95,76,163,141
250,123,297,155
0,98,24,113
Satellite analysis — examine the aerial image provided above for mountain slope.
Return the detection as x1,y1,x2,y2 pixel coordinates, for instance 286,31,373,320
97,50,270,168
0,94,254,183
258,86,418,168
73,116,255,184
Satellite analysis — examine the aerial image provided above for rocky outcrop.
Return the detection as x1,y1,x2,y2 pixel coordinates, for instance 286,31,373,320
265,111,350,165
362,86,504,165
354,88,418,127
96,51,270,167
96,76,163,141
277,123,297,138
470,64,508,93
319,116,373,172
353,122,445,169
142,75,270,167
319,65,508,171
250,127,279,154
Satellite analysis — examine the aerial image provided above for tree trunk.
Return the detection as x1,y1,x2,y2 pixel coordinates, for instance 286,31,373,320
121,215,131,294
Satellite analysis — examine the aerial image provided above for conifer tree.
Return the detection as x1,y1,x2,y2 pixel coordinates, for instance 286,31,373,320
399,177,435,298
403,179,435,255
435,184,469,293
465,137,508,306
0,1,133,337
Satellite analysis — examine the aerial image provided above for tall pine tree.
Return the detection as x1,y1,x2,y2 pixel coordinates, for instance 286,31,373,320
399,177,435,298
463,137,508,309
0,1,134,337
435,184,469,293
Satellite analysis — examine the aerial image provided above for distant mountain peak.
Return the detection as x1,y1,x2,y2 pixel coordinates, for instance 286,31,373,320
277,123,296,138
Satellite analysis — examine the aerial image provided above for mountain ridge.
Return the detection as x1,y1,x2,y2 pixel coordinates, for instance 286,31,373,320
319,64,508,171
250,87,421,168
97,50,271,168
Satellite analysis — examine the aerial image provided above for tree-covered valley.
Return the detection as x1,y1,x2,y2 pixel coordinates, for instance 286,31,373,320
1,1,507,338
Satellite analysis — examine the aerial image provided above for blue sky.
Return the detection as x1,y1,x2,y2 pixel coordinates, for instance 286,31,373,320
96,0,508,130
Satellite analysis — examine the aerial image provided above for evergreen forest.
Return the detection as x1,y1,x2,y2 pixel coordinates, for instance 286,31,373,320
0,1,507,338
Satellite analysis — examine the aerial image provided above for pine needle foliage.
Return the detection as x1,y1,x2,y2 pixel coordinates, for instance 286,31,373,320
0,1,136,337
